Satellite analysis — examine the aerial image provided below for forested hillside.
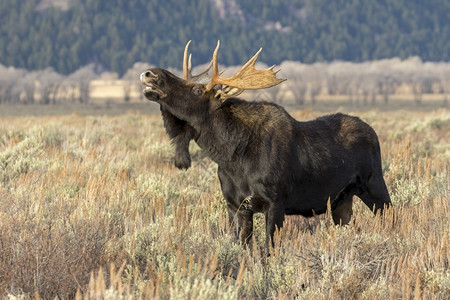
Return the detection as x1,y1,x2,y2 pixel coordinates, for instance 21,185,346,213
1,0,449,75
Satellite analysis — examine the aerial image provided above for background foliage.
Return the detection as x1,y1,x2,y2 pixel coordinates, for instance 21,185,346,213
0,0,449,75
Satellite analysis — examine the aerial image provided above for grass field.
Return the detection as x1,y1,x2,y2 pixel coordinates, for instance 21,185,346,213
0,103,448,299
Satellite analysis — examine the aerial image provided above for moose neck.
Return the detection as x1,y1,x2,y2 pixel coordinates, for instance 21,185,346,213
160,97,211,127
192,98,266,164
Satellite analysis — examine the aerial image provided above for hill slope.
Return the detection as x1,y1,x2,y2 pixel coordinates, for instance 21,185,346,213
0,0,448,75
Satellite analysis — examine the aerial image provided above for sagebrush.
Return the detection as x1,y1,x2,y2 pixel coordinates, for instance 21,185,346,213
0,109,448,299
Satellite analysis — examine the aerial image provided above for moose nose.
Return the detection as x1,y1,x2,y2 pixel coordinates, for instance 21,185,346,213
140,70,157,82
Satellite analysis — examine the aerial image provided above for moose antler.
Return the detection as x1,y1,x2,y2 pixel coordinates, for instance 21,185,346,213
182,40,212,84
205,41,286,93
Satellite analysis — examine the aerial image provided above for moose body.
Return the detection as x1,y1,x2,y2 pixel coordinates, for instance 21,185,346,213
141,42,391,248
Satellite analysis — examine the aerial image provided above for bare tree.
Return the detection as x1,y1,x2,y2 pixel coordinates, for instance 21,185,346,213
400,57,438,105
436,63,450,106
309,82,321,105
289,78,307,105
340,73,358,105
376,74,395,105
22,71,39,104
369,58,402,105
326,73,339,96
307,63,325,105
0,65,25,104
326,61,347,96
279,61,307,105
65,64,97,103
359,72,378,105
37,68,64,104
422,62,446,106
409,74,424,105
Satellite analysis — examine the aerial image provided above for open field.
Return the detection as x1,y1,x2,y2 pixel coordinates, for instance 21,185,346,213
0,89,448,117
0,104,448,299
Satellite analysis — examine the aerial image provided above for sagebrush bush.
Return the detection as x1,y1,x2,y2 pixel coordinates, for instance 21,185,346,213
0,134,44,184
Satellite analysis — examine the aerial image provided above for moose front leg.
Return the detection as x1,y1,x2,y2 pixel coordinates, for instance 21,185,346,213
160,107,196,169
172,131,193,169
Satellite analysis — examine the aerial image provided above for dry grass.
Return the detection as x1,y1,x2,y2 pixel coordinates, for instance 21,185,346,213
0,108,448,299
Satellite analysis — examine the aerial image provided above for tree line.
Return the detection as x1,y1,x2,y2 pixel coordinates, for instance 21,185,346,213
0,0,449,76
1,57,448,106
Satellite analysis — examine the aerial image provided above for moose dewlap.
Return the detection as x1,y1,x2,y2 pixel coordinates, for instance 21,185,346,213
140,41,391,250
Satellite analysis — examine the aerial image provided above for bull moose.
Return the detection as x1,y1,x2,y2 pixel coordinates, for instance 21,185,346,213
140,41,391,249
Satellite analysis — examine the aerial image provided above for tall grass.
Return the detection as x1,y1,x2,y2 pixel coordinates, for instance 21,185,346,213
0,109,448,299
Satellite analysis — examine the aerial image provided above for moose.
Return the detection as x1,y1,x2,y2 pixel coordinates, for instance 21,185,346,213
140,41,391,249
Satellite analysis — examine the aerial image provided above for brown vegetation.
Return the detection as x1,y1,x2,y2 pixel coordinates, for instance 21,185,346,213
0,108,448,299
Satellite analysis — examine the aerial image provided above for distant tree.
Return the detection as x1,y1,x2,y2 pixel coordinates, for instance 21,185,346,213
22,71,39,104
359,72,378,105
279,61,306,105
0,65,25,104
37,68,64,104
369,58,402,105
325,61,359,104
65,65,97,103
400,57,438,105
326,73,340,96
377,74,396,105
308,63,326,105
289,78,307,105
436,64,450,106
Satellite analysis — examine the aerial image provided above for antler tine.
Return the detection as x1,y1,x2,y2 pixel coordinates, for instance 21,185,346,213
182,40,213,83
208,40,221,90
205,41,286,93
239,47,262,73
182,40,192,80
188,54,192,71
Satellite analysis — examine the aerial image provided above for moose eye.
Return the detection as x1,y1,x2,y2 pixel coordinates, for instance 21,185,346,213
192,87,203,96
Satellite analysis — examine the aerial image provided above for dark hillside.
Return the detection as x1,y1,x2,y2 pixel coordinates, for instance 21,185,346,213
0,0,448,75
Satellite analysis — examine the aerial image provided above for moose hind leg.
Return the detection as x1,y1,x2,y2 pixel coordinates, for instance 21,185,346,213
332,197,353,225
331,180,356,225
237,212,254,246
358,174,391,214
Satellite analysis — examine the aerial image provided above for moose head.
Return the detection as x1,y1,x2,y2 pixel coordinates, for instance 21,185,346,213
140,41,286,124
